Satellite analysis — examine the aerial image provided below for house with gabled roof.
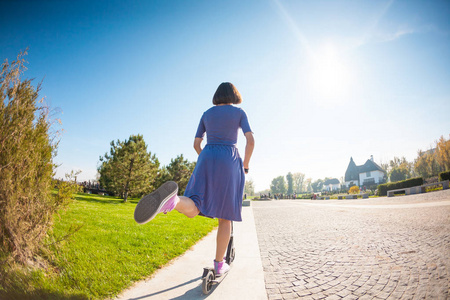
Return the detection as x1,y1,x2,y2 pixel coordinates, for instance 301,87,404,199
344,156,386,188
323,178,340,191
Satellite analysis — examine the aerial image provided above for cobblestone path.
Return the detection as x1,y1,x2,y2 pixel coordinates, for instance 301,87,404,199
253,190,450,300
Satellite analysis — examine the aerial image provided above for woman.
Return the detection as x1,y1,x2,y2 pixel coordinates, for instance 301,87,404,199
134,82,255,276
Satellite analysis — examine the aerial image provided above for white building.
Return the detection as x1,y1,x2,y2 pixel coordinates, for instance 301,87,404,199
344,156,386,188
323,178,340,191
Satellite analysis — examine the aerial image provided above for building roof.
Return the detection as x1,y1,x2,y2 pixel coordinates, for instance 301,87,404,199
358,159,385,173
345,157,386,182
345,157,359,182
324,178,340,185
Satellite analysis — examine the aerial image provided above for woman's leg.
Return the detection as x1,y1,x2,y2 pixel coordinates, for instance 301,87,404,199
175,196,200,218
173,197,232,262
215,218,231,262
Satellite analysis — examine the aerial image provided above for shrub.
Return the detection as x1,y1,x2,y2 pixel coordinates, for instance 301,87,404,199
439,171,450,182
348,186,360,194
0,51,74,264
377,177,424,196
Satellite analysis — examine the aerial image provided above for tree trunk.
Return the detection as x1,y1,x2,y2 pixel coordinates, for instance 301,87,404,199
123,158,134,203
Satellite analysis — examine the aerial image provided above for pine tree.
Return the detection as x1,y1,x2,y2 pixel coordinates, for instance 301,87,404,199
98,134,159,202
286,172,293,194
164,154,196,195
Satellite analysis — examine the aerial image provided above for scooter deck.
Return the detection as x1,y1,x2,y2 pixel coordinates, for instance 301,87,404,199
203,267,229,284
212,272,229,284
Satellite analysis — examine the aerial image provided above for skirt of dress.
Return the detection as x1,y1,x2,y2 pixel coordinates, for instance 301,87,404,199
184,144,245,221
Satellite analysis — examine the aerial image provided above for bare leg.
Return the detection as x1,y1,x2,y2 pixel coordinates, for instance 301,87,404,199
175,196,200,218
215,218,231,262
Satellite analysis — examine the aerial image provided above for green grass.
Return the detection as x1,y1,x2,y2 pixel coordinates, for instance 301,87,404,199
1,192,217,299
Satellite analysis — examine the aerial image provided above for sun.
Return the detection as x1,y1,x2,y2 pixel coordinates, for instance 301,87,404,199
309,44,355,106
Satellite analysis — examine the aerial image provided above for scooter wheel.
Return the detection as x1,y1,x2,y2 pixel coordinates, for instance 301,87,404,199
202,270,215,295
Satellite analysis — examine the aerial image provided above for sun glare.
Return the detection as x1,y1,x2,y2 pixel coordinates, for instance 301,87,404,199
309,44,355,106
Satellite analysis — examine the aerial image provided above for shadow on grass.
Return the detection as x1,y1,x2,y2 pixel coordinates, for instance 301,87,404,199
0,290,89,300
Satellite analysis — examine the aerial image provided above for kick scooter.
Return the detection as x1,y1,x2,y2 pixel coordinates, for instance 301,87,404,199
201,222,235,295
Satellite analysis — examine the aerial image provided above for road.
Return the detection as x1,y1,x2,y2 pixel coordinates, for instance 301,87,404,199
253,190,450,300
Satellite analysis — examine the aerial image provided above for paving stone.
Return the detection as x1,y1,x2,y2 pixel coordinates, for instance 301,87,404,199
336,289,352,298
297,289,312,297
281,292,298,299
311,292,327,299
279,287,293,294
268,294,283,300
292,280,306,286
357,295,373,300
324,295,342,300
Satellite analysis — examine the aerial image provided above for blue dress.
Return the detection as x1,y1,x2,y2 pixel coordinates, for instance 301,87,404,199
184,105,252,221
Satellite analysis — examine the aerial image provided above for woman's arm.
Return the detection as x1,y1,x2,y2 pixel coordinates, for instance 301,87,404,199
243,132,255,173
194,137,203,155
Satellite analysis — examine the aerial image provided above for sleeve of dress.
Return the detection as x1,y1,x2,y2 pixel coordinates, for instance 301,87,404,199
240,109,253,134
195,114,206,138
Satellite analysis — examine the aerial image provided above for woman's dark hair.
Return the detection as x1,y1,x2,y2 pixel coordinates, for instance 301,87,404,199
213,82,242,105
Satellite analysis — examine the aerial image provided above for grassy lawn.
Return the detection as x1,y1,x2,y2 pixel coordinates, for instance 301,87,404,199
2,192,217,299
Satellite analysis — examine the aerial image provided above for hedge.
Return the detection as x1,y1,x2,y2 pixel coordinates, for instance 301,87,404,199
377,177,424,196
439,171,450,182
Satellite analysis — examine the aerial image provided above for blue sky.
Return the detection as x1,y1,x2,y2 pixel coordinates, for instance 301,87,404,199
1,0,449,192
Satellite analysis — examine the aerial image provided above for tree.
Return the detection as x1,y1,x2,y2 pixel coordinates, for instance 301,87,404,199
414,150,428,178
311,179,324,192
98,134,159,202
292,172,305,193
415,150,429,178
163,154,196,195
388,157,412,182
0,51,76,264
244,178,255,196
270,176,286,194
413,135,450,179
436,134,450,171
414,149,441,178
380,161,389,174
305,178,312,193
286,172,293,194
389,167,409,182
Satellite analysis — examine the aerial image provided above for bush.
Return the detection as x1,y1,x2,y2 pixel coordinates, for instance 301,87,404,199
0,51,74,264
348,186,360,194
439,171,450,182
377,177,424,196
